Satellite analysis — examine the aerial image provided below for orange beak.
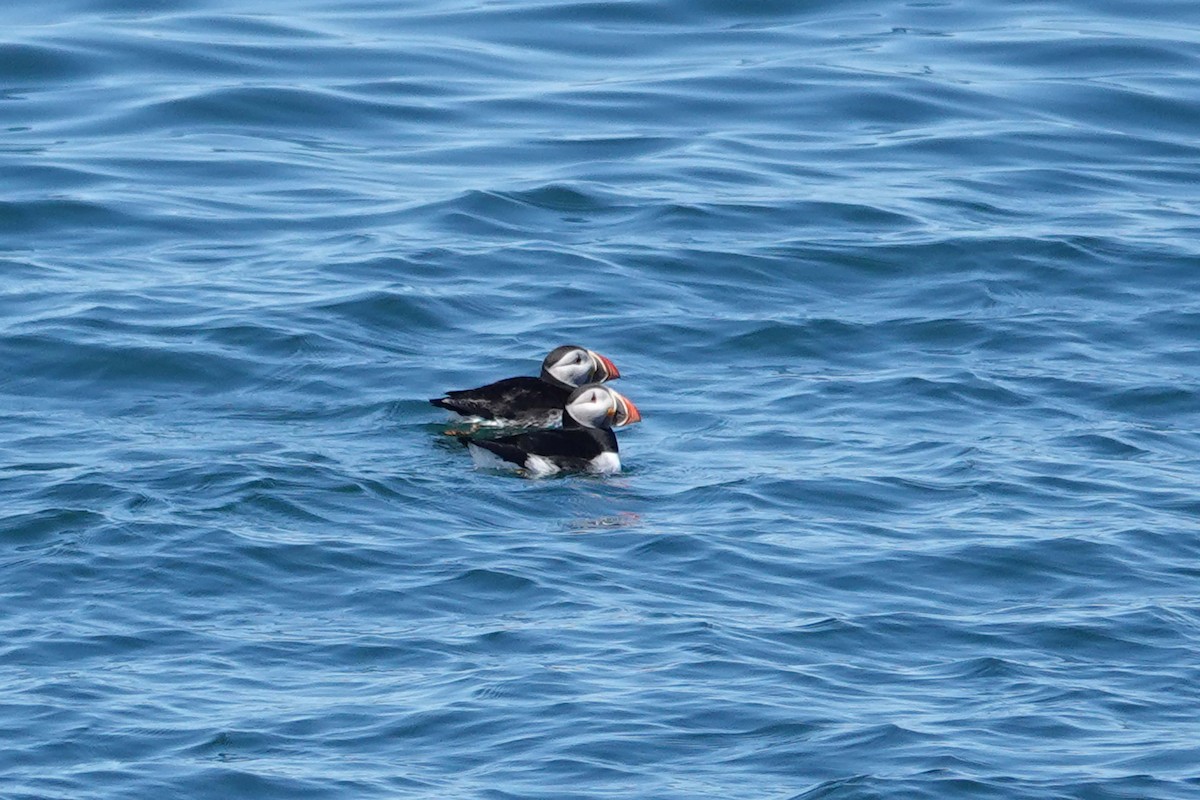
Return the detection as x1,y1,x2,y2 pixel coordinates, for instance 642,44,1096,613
590,351,620,381
617,394,641,426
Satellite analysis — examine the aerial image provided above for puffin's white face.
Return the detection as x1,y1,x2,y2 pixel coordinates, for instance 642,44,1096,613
565,384,642,429
544,346,619,388
545,347,594,389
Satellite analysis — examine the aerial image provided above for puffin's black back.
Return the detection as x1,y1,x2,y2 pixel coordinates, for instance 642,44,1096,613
430,376,570,420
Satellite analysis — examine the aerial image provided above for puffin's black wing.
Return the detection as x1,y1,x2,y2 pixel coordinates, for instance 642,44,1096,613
430,376,567,420
468,428,615,467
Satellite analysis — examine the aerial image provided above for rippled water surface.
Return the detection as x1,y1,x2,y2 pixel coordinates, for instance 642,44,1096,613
4,1,1200,797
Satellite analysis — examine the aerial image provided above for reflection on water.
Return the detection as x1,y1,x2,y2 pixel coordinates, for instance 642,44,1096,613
568,511,643,531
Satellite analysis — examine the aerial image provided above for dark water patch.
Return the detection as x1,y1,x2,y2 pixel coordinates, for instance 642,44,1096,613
0,197,141,237
155,767,347,800
418,568,554,616
0,334,259,397
421,186,635,233
0,42,96,83
127,85,443,134
1029,80,1200,139
309,288,457,335
1102,385,1200,417
3,507,106,547
1053,433,1149,459
0,163,113,195
501,183,625,214
1025,376,1200,422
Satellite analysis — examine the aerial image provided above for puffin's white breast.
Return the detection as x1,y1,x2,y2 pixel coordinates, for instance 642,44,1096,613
588,452,621,474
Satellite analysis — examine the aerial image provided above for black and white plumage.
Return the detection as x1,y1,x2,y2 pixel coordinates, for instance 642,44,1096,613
430,345,620,427
465,384,641,476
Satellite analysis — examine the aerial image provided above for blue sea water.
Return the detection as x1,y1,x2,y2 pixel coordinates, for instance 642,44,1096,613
4,0,1200,797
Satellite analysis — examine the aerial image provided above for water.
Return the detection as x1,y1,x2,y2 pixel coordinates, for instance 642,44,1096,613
4,1,1200,797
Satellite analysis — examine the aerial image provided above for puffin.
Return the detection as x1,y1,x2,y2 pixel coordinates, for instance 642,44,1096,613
430,345,620,427
465,384,641,476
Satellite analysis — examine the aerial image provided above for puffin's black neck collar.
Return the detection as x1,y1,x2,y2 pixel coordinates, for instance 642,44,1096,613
540,369,574,391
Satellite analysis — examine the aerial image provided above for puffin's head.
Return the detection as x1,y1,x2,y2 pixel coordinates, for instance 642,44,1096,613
564,383,641,430
541,345,620,389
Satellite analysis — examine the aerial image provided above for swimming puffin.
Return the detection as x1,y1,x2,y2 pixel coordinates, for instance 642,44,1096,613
430,345,620,427
465,384,641,475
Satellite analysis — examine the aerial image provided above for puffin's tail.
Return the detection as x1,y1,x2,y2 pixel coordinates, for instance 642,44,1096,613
431,396,490,418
